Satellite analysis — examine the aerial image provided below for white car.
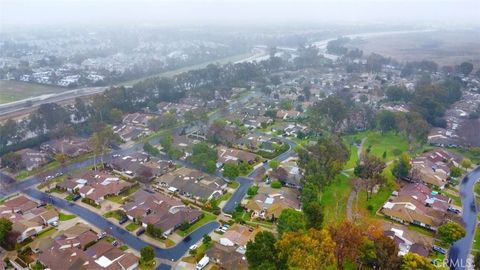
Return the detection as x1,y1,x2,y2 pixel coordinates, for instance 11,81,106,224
189,244,198,250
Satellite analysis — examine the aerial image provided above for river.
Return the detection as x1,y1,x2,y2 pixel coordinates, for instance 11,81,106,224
448,166,480,269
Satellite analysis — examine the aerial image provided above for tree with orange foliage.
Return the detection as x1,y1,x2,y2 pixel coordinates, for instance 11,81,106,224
276,229,336,270
328,221,364,269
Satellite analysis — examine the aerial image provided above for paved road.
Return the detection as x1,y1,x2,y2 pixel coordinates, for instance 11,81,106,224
24,188,219,261
0,143,144,198
222,137,297,214
447,166,480,269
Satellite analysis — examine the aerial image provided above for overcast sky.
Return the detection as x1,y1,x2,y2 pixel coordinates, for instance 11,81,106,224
1,0,480,28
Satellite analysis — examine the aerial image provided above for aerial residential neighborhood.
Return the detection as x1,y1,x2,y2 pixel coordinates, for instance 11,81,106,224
1,1,480,270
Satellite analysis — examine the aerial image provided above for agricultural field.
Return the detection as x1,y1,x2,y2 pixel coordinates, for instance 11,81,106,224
347,29,480,67
0,80,66,104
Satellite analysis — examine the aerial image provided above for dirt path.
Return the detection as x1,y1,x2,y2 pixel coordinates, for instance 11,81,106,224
346,137,366,221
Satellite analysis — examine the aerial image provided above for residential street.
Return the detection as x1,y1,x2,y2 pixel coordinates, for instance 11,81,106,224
23,188,220,261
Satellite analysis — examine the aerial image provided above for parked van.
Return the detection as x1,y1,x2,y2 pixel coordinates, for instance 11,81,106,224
196,255,209,270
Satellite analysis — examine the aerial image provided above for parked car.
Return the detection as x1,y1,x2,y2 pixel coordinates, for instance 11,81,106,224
189,244,198,250
112,240,118,246
50,221,59,227
136,228,145,236
433,246,447,254
448,207,461,214
37,202,47,208
72,194,81,201
119,216,129,225
97,231,107,239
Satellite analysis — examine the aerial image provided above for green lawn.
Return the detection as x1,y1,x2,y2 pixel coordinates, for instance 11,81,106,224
125,222,140,232
473,227,480,251
59,213,76,221
104,210,126,221
105,186,139,204
319,174,352,225
176,212,217,237
227,181,240,189
120,245,129,251
343,131,409,162
37,227,56,238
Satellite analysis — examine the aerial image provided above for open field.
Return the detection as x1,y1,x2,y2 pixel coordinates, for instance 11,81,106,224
348,29,480,68
0,80,66,104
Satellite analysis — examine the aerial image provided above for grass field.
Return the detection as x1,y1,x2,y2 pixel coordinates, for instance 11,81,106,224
0,80,66,104
320,174,352,224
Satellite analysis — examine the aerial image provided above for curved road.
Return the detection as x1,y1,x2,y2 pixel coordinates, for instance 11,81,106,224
447,166,480,269
222,137,297,214
24,188,219,261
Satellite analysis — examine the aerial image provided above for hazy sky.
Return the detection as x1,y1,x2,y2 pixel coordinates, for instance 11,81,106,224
1,0,480,28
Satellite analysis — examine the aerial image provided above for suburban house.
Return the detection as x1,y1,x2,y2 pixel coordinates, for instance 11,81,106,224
381,183,451,231
108,153,174,183
217,146,259,166
38,239,138,270
244,187,301,220
40,137,91,158
57,171,134,205
206,243,248,270
122,112,152,127
0,196,59,243
219,224,260,248
276,110,302,120
411,149,462,188
15,148,50,171
384,228,430,257
155,167,227,201
122,190,202,237
268,160,302,189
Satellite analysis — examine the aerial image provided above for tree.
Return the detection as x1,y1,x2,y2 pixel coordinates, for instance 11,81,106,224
202,234,212,246
277,209,306,236
246,231,284,270
279,99,293,110
438,222,466,245
140,246,155,263
0,152,23,171
377,110,396,133
190,142,217,173
354,154,386,200
269,160,280,169
456,62,474,76
303,200,324,230
461,159,472,169
450,166,463,178
143,142,160,156
223,163,240,180
0,218,12,243
392,152,412,179
328,221,364,269
308,96,348,134
360,235,401,270
276,229,336,270
385,85,412,102
401,253,435,270
146,224,163,239
298,136,349,188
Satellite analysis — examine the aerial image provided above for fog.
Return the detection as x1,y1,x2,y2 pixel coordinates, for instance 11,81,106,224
1,0,480,29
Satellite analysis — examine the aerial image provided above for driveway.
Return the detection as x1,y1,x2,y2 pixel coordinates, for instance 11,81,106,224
24,188,220,261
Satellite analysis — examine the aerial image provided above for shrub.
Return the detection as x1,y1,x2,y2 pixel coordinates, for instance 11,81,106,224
271,181,282,189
